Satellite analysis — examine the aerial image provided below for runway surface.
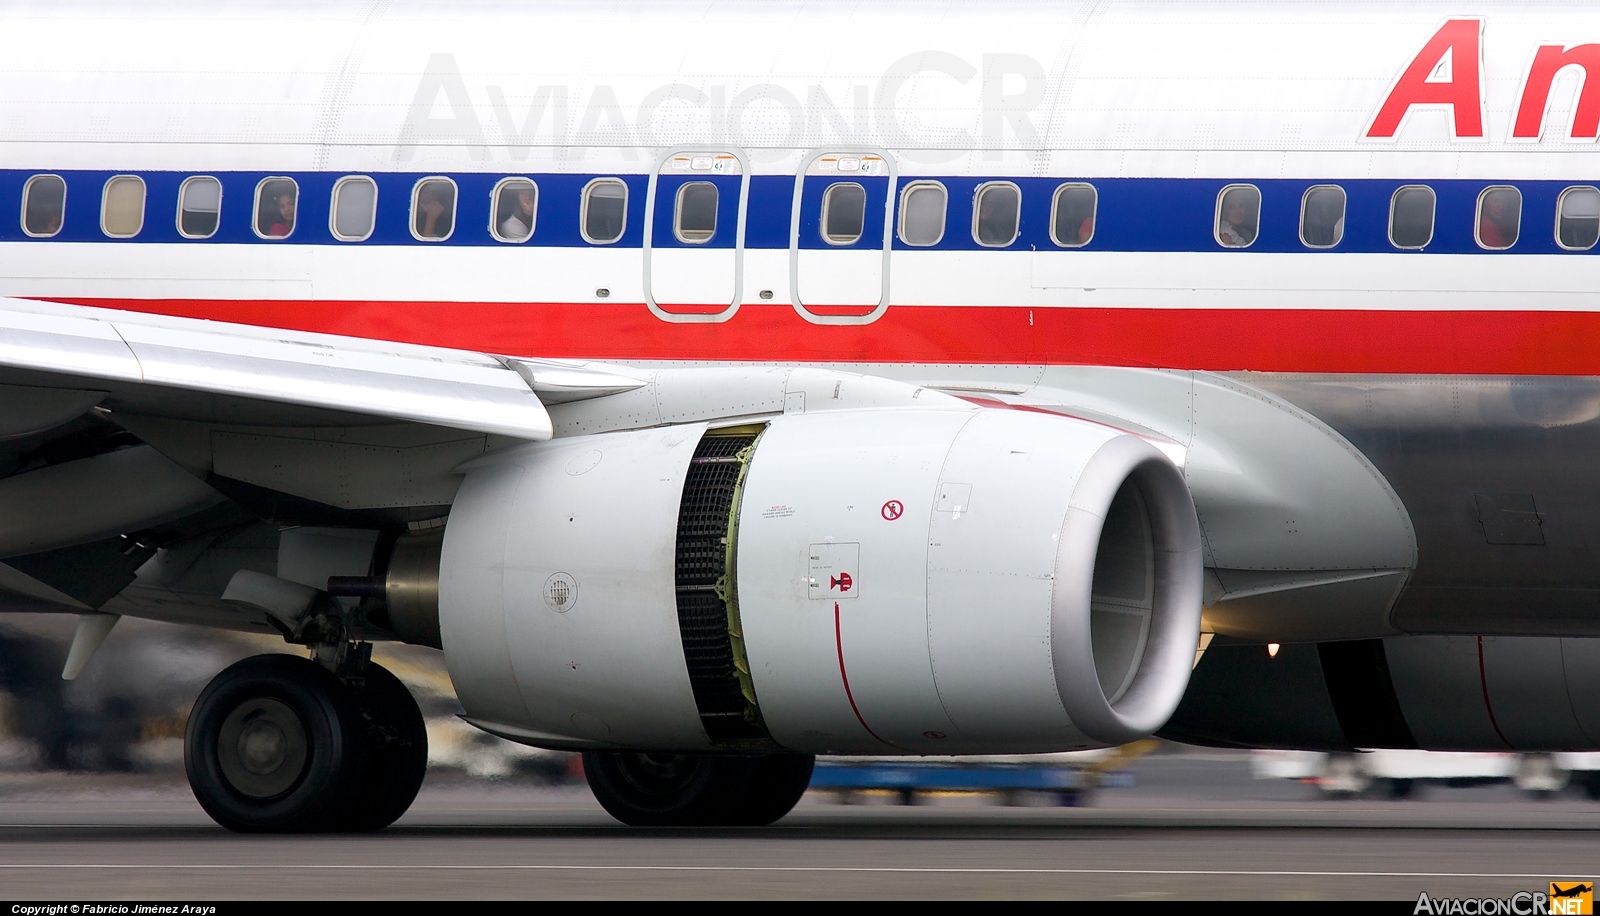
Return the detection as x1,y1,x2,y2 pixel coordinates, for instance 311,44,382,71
1,753,1596,900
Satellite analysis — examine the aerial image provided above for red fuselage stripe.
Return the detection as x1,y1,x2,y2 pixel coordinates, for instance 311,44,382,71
47,297,1600,374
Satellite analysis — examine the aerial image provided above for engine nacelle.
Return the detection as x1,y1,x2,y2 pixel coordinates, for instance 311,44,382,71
439,407,1202,754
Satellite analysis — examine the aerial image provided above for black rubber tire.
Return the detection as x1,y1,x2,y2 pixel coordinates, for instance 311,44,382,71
185,654,370,833
730,754,815,825
582,751,814,827
341,663,428,832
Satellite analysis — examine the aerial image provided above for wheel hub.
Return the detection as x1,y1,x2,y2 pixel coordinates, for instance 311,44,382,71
217,698,309,799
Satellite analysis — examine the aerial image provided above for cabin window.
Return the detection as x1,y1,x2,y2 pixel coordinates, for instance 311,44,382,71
1476,186,1521,250
821,182,866,245
898,181,947,246
674,181,718,244
177,176,221,239
330,176,377,242
1215,185,1260,248
101,176,145,238
1299,185,1346,249
491,178,537,243
973,182,1021,247
21,175,65,238
1556,186,1600,251
1389,186,1435,249
581,178,628,244
1050,183,1097,248
254,177,298,239
411,178,457,241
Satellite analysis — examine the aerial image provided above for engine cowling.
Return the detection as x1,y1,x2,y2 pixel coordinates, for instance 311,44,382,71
439,406,1202,754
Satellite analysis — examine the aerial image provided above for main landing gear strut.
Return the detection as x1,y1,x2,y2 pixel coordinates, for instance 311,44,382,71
184,650,427,833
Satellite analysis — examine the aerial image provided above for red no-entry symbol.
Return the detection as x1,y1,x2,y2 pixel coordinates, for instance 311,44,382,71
881,500,904,520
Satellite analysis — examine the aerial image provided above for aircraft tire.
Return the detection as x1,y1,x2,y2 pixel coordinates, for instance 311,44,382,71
582,751,814,826
185,654,370,833
339,662,429,832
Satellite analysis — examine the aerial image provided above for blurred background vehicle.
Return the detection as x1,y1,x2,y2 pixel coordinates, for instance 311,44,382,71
1252,748,1600,799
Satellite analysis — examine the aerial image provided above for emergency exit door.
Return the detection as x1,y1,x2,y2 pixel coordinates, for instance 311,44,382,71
790,150,896,324
643,148,749,321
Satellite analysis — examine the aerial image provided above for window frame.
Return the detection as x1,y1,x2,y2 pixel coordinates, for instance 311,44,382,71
820,181,867,246
672,180,719,245
100,174,146,239
489,177,538,244
1048,182,1097,248
971,180,1022,248
897,180,948,247
1298,184,1347,250
175,175,222,240
253,176,300,241
580,177,629,245
1213,183,1262,249
328,175,378,243
1388,185,1436,250
1474,185,1523,251
409,176,458,243
1555,185,1600,252
20,174,65,239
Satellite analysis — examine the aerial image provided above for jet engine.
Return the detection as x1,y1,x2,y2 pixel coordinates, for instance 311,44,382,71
438,406,1203,755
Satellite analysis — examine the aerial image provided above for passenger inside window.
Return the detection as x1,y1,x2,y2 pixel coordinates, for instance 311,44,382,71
1216,185,1260,248
1299,186,1346,248
494,180,536,242
413,179,456,240
899,182,947,246
1477,187,1521,250
583,179,627,244
179,176,222,239
974,183,1020,246
22,175,65,237
822,182,866,244
256,178,297,238
1557,187,1600,251
1389,186,1436,249
1051,184,1096,247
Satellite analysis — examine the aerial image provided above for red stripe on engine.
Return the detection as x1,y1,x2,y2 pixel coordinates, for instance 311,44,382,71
45,297,1600,374
835,601,895,749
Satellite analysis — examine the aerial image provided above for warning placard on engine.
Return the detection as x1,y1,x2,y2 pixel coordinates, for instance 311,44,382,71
809,542,860,600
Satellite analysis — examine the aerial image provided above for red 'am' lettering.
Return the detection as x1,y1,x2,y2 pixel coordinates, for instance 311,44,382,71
1512,44,1600,140
1366,19,1485,140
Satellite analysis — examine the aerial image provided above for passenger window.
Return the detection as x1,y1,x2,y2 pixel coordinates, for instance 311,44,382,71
177,176,221,239
1050,183,1097,248
330,176,377,242
1476,186,1521,250
1299,185,1345,249
491,178,537,243
21,175,65,238
255,177,298,239
581,178,628,244
821,182,866,245
674,181,718,244
1389,186,1436,249
411,178,456,241
1215,185,1260,248
973,182,1021,247
101,176,145,238
1556,186,1600,251
898,181,947,246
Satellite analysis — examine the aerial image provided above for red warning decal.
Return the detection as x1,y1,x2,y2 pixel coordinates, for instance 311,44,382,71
881,500,904,520
831,572,853,593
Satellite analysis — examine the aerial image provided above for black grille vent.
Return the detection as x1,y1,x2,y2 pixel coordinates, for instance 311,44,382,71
674,432,765,741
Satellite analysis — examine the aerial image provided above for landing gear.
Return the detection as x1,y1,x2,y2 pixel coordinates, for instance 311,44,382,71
582,751,815,826
185,653,427,833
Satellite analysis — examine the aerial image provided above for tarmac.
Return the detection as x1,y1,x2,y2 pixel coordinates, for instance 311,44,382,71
0,752,1596,900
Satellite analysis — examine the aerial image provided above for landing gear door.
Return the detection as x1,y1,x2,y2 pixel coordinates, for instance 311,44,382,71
790,150,896,325
643,148,749,323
